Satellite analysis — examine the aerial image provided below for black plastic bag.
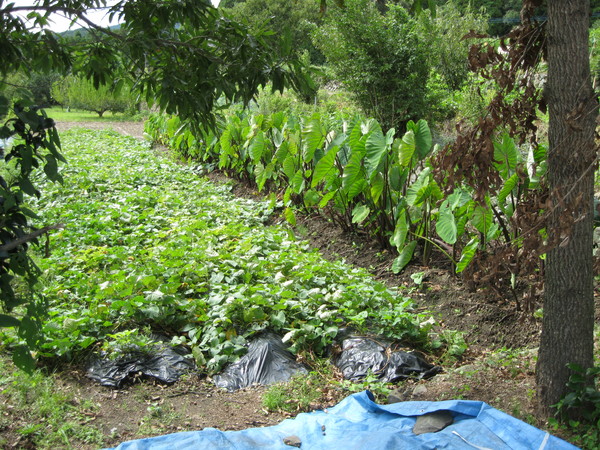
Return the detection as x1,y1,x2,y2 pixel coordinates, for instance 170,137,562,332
213,333,308,392
335,337,441,383
87,344,195,388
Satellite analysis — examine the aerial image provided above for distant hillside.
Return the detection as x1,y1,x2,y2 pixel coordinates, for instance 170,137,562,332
59,23,121,40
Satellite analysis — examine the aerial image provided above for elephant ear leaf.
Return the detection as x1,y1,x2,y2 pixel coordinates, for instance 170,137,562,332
398,130,416,167
493,133,518,178
351,204,370,224
249,130,265,164
311,146,339,188
409,119,432,160
390,214,409,249
365,128,387,180
391,241,417,274
302,117,325,162
436,203,457,245
456,238,478,273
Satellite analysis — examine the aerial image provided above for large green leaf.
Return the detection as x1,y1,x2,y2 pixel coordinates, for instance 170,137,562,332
12,345,35,373
311,146,339,188
532,143,547,164
302,117,325,162
436,205,457,245
341,150,366,197
248,130,265,164
219,128,232,154
408,119,432,160
270,127,284,148
318,190,337,208
390,213,409,249
497,173,519,215
456,201,474,237
406,167,431,206
282,155,297,180
271,111,286,130
413,179,442,206
0,314,20,327
346,179,366,201
347,121,367,156
389,165,408,193
471,204,493,235
445,189,472,211
493,133,518,178
398,130,416,167
351,204,370,224
255,162,274,192
166,115,181,136
370,173,385,204
391,241,417,274
284,207,296,225
456,238,479,273
274,140,290,164
365,127,387,180
291,169,305,194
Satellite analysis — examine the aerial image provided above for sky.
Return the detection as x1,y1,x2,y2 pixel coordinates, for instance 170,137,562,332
12,0,120,32
12,0,221,32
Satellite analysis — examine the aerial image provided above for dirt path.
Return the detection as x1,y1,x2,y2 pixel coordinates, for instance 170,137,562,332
55,121,147,140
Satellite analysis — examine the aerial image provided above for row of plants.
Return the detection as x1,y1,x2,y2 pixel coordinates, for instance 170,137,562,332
0,129,462,372
145,109,548,305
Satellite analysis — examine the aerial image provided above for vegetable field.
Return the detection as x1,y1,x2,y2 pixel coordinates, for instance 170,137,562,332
19,129,437,371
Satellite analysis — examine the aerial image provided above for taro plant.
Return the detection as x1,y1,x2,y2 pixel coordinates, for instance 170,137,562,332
387,120,440,272
145,111,443,272
433,133,549,309
146,107,549,293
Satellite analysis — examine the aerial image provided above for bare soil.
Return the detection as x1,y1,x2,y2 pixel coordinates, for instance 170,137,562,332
5,120,591,448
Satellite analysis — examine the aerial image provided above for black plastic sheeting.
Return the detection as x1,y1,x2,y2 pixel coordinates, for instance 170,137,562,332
335,337,442,383
87,344,195,388
213,333,308,391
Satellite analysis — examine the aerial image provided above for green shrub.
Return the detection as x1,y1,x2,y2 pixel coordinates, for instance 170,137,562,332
312,0,429,134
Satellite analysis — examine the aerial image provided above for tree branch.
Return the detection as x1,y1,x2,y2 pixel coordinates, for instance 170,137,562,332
0,223,64,254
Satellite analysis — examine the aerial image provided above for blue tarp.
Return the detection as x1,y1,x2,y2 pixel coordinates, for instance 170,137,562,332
107,391,577,449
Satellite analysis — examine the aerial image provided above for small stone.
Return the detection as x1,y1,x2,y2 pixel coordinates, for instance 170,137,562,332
412,385,428,397
283,435,302,447
413,411,454,435
387,389,406,404
455,364,477,375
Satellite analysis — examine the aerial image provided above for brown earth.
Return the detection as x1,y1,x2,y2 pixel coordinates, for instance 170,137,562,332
4,120,592,448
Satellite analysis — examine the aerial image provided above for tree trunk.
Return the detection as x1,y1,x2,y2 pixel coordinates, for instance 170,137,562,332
536,0,598,414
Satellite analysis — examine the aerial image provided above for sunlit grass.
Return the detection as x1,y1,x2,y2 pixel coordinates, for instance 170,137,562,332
44,106,143,122
0,354,105,449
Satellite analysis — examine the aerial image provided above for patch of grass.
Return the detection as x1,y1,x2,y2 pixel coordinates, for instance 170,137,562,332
262,361,344,414
262,372,332,414
137,404,182,437
44,106,143,122
484,347,536,378
0,354,105,449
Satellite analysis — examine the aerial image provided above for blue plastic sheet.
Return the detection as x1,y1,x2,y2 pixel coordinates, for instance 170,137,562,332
107,391,577,449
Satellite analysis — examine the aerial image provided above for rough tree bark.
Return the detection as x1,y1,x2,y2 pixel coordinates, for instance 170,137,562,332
536,0,598,413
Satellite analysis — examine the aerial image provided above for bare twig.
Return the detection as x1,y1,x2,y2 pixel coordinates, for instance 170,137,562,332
0,223,64,254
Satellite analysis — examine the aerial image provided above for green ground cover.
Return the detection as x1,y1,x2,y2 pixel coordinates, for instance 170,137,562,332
9,128,439,372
